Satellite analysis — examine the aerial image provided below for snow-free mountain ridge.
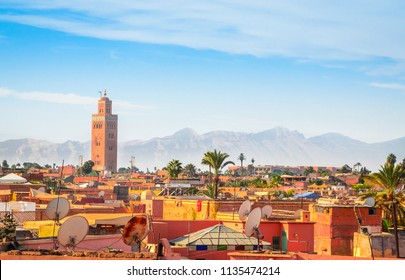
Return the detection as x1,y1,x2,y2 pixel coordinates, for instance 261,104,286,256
0,127,404,172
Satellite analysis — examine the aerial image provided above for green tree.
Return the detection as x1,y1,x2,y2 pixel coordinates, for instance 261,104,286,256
81,160,95,175
238,153,246,176
250,158,255,175
303,166,315,176
201,150,235,199
363,155,405,258
250,177,267,188
269,174,283,187
198,183,218,199
118,167,130,173
352,183,373,193
182,163,197,178
281,169,295,176
386,153,397,166
318,169,331,177
285,189,295,198
166,159,183,179
2,160,9,169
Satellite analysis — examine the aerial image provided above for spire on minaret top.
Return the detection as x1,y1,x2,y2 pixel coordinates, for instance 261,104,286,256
104,89,107,97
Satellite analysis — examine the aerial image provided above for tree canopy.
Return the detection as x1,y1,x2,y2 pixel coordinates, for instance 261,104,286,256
201,150,234,199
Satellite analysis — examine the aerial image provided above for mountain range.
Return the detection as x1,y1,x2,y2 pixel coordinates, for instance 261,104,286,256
0,127,404,172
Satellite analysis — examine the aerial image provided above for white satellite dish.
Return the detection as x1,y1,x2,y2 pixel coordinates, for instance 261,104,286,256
363,197,375,207
98,190,105,198
245,207,262,237
38,187,46,192
238,200,251,221
122,214,150,252
46,197,70,222
261,205,273,219
57,216,89,249
129,193,137,201
279,193,284,199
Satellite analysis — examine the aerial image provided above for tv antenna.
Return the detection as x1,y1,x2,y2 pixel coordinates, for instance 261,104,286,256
122,214,151,252
57,216,89,252
244,207,264,251
261,205,273,219
238,200,251,221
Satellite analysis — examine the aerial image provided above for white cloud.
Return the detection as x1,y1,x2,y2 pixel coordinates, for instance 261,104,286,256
0,87,13,97
1,1,405,61
0,86,149,111
369,82,405,91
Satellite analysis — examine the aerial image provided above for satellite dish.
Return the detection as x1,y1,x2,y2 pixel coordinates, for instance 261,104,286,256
279,193,284,199
294,209,303,219
129,193,137,200
57,216,89,249
46,197,70,222
364,197,375,207
38,187,46,192
261,205,273,219
238,200,251,221
245,207,262,237
98,191,105,198
122,214,150,247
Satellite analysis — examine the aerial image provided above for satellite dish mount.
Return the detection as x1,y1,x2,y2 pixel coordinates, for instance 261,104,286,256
245,207,264,252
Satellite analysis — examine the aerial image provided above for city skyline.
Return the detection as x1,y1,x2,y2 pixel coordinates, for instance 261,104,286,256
1,1,405,144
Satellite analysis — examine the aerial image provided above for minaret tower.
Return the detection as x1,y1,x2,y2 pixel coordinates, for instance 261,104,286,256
91,90,118,172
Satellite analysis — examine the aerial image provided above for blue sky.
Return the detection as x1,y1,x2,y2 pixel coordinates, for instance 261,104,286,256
1,1,405,144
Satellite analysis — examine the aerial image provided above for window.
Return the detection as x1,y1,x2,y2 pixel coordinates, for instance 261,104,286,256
272,236,280,250
369,208,376,215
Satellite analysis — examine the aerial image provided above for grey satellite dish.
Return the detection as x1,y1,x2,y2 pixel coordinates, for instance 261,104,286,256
261,205,273,219
278,193,284,199
46,197,70,222
98,191,105,198
364,197,375,207
129,193,137,201
244,207,264,252
245,207,262,237
238,200,251,221
38,187,46,192
57,216,89,249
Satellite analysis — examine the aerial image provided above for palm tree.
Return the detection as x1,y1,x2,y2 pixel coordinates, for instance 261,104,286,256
201,150,235,199
182,163,197,178
386,153,397,166
166,159,183,179
250,158,255,175
197,183,218,199
363,155,405,258
238,153,246,176
269,174,283,188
